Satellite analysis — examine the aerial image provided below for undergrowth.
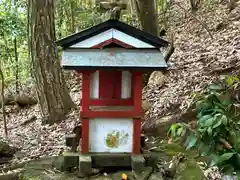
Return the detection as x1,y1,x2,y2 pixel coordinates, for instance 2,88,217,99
168,72,240,175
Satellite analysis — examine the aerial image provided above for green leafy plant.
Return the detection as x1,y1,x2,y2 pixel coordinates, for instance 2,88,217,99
169,74,240,173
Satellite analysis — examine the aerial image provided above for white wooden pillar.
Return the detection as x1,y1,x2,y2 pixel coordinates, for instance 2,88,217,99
90,70,99,99
121,71,132,99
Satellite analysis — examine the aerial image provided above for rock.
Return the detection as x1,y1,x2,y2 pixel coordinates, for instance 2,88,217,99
173,159,207,180
147,71,165,88
142,99,151,112
63,152,79,172
143,115,175,138
89,175,113,180
148,171,164,180
0,140,18,157
222,175,238,180
53,155,65,171
131,155,145,172
0,168,24,180
144,152,171,168
23,157,85,180
134,166,153,180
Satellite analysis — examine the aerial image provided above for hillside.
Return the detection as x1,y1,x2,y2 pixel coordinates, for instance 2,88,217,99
0,0,239,174
143,1,240,135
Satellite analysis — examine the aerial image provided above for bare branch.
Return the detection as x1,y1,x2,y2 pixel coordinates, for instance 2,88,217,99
165,32,175,62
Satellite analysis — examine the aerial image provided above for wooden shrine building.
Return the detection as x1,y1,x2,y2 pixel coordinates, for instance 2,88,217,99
56,19,168,175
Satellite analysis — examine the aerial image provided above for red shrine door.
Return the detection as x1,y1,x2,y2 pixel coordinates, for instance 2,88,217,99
98,70,122,99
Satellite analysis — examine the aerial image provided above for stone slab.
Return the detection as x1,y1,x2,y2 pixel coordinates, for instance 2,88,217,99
134,167,153,180
148,171,164,180
91,153,131,167
131,155,145,172
63,152,79,172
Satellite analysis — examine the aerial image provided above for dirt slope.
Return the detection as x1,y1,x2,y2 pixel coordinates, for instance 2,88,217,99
143,1,240,133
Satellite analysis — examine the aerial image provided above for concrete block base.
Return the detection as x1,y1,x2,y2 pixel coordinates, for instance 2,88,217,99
131,155,145,172
63,152,79,172
91,153,131,167
78,154,92,177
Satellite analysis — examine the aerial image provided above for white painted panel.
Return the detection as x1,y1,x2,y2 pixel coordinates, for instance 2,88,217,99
90,71,99,98
70,29,113,48
69,28,154,48
121,71,132,98
89,118,133,153
113,29,154,48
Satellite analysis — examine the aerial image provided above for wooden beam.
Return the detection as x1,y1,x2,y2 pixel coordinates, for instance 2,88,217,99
99,1,127,11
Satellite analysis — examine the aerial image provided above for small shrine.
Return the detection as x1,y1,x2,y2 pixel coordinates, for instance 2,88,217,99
56,19,168,176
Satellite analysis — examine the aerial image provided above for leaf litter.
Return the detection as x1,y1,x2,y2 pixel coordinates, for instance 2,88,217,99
0,1,239,179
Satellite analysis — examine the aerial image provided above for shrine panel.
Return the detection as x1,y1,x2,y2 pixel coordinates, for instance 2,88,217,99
88,118,133,153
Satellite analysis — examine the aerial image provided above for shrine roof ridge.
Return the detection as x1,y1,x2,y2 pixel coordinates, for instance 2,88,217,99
56,19,169,49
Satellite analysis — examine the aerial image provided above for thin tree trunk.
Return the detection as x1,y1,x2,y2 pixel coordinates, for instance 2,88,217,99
134,0,159,85
70,0,76,33
0,67,8,137
29,0,75,124
135,0,158,36
13,0,19,95
14,38,19,95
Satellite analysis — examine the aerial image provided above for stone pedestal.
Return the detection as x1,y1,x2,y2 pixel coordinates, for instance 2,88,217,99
131,155,145,172
91,153,131,168
78,155,92,177
63,152,79,172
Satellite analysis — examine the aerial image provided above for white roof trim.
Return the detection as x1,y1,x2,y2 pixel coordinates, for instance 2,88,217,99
69,28,154,48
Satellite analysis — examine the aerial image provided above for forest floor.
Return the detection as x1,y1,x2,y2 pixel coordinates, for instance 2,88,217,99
0,0,239,179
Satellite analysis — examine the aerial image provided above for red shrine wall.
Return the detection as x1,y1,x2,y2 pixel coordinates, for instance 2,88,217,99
80,71,142,154
99,70,122,99
89,70,133,106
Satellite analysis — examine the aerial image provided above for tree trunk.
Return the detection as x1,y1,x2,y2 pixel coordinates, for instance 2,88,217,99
135,0,158,36
189,0,200,12
29,0,75,124
0,67,7,137
134,0,159,85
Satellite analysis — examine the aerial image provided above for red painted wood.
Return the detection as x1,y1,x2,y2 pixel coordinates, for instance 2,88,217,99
132,72,142,154
81,111,143,118
112,38,134,48
91,38,134,48
132,72,142,113
99,70,122,99
81,72,91,154
90,99,133,106
92,39,113,48
115,71,122,99
133,118,141,154
81,118,89,154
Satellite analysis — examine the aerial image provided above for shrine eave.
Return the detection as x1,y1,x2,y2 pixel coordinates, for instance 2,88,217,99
61,48,168,70
56,19,168,49
62,66,168,71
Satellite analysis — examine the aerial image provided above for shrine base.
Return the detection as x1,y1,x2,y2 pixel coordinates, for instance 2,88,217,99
78,154,92,177
131,155,145,172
